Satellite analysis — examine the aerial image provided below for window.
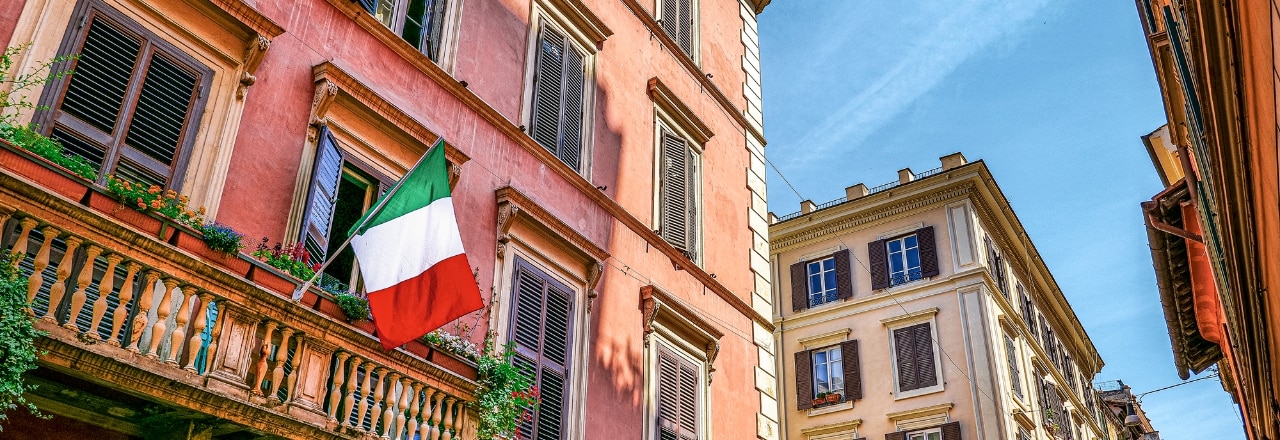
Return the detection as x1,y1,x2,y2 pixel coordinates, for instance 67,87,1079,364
655,343,700,440
985,236,1008,298
1019,284,1037,337
298,127,391,287
890,322,941,395
869,226,938,290
789,250,852,311
528,23,590,172
1017,427,1032,440
811,345,843,398
794,340,861,410
657,0,696,58
357,0,451,61
907,428,941,440
37,1,212,189
1005,335,1023,399
508,256,574,440
893,422,961,440
807,257,837,307
656,126,699,261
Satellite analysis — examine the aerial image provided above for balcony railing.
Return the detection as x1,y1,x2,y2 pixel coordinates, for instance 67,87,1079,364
0,141,477,439
773,166,946,222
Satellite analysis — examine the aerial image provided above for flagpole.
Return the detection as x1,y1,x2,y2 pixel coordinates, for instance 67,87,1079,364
292,138,447,301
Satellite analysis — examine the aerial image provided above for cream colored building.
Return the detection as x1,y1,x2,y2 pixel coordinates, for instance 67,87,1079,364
768,154,1110,440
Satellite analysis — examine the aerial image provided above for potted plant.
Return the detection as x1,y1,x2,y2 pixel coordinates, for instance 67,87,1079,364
475,336,540,440
95,175,207,239
333,292,370,322
248,239,314,295
0,44,92,201
170,221,250,276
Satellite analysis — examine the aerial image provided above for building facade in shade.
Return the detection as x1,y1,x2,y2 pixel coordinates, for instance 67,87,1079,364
769,154,1109,440
1134,0,1279,438
0,0,776,438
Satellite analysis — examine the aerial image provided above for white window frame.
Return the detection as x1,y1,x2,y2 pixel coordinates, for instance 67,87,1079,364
906,427,942,440
886,316,945,399
518,5,599,177
811,345,844,398
644,334,709,440
654,0,700,63
650,113,703,265
806,256,838,307
368,0,463,71
886,233,923,286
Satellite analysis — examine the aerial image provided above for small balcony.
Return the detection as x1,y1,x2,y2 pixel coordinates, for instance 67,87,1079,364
0,139,478,439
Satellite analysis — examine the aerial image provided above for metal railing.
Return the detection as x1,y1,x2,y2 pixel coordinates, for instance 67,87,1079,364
774,166,946,222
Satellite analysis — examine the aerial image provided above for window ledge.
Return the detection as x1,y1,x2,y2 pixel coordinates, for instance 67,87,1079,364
880,307,941,327
807,400,853,416
893,384,945,401
797,328,851,349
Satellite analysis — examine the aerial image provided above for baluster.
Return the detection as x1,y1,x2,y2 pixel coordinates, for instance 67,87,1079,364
404,382,424,440
63,243,99,328
126,270,159,351
285,335,304,403
369,367,389,432
380,371,402,437
26,226,57,307
268,327,295,400
418,388,437,440
202,298,225,376
146,277,179,358
327,352,352,421
252,321,278,394
40,235,80,322
428,389,444,440
395,378,414,439
8,218,37,268
184,292,213,371
342,357,364,428
440,396,457,440
354,362,377,429
87,254,123,340
166,285,196,364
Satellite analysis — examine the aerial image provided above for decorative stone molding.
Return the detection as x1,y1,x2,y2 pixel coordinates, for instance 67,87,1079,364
800,419,862,439
538,0,613,50
797,328,850,349
640,285,724,384
237,36,271,99
880,307,940,327
648,78,714,144
770,182,974,251
887,402,953,431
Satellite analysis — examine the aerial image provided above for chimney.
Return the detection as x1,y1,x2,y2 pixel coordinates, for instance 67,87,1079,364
845,183,868,200
941,152,968,170
800,200,817,214
768,212,778,224
898,168,915,185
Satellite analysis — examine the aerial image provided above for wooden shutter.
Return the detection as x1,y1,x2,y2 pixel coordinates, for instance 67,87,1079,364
794,350,813,410
676,0,693,54
868,239,889,290
1005,336,1022,397
509,257,573,440
528,25,587,172
683,146,698,261
885,432,906,440
300,127,344,264
893,326,917,391
43,6,209,190
657,346,699,440
354,0,376,13
790,262,808,312
659,0,679,46
941,421,962,440
913,322,938,388
401,0,448,60
917,226,939,278
559,46,586,171
834,249,853,300
840,340,862,400
659,130,693,259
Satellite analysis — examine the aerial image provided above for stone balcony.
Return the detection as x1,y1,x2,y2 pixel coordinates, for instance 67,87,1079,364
0,140,478,439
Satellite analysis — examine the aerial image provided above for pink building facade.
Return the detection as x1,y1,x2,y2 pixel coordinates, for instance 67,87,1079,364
0,0,776,438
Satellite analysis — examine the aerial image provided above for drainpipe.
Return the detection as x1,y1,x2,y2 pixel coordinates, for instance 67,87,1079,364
771,254,788,439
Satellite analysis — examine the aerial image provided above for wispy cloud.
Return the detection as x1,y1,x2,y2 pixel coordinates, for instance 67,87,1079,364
781,0,1052,168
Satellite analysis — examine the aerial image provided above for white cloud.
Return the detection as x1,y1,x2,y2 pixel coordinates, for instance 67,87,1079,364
782,0,1052,168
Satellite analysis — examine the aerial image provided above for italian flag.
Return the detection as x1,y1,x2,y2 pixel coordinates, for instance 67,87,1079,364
349,143,482,350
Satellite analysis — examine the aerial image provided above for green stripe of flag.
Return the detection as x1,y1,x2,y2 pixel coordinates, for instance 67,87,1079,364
350,140,452,235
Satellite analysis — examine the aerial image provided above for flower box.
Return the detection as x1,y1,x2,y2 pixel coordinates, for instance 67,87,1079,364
169,226,252,277
85,189,165,238
247,261,298,297
812,393,842,407
0,139,92,201
428,346,478,380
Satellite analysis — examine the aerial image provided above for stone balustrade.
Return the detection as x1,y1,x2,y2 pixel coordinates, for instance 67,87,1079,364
0,168,477,440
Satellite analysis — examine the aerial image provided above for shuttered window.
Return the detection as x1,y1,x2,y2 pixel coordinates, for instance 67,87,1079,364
897,423,960,440
38,2,211,189
656,345,699,440
789,250,853,312
1018,284,1037,337
870,226,938,290
892,322,939,393
985,237,1008,298
1004,334,1023,399
658,0,695,57
657,128,698,261
509,257,573,440
358,0,451,61
529,25,589,172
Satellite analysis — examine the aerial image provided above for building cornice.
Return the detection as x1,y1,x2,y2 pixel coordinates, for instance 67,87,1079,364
769,182,975,252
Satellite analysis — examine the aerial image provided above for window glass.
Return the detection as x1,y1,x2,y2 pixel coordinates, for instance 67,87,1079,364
887,234,922,286
806,257,838,307
811,346,843,399
322,167,378,289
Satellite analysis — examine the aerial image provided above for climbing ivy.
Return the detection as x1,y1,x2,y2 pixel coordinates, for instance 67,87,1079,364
0,252,45,428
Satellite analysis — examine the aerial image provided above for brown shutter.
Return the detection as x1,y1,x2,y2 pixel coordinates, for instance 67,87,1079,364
657,347,680,432
508,257,573,440
885,432,906,440
677,358,699,439
795,350,813,410
300,126,344,263
893,326,917,391
790,261,808,312
659,130,691,258
868,239,889,290
683,146,698,261
840,340,862,400
917,226,939,277
914,322,938,388
658,346,699,439
659,0,679,43
834,249,853,300
558,45,586,171
529,27,565,155
941,421,962,440
676,0,693,54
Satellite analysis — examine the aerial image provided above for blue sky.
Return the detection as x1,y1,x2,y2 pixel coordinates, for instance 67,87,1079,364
759,1,1241,439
